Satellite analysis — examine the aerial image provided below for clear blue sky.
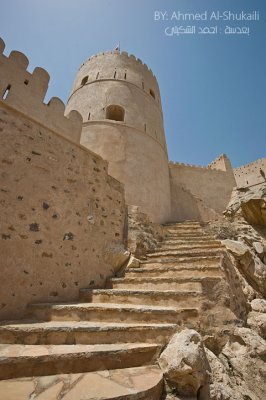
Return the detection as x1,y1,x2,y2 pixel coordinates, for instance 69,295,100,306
0,0,265,167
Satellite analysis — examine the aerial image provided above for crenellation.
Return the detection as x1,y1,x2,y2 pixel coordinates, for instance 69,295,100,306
233,158,266,188
0,37,82,145
0,37,5,53
76,51,159,105
129,54,137,61
84,51,157,78
31,67,50,101
9,50,29,69
169,160,219,171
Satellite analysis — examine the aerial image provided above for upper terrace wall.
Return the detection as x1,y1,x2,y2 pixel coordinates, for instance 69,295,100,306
234,158,266,188
169,157,236,221
0,40,126,320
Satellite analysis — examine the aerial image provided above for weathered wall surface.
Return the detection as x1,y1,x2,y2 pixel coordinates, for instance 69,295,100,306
170,181,220,222
80,121,170,224
0,105,126,320
234,158,266,188
0,39,126,320
66,51,171,224
169,158,236,222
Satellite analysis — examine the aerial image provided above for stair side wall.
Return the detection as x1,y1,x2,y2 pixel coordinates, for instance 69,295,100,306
169,162,236,221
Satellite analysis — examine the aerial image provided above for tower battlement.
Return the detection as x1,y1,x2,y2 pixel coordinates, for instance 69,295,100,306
81,50,157,79
71,50,161,110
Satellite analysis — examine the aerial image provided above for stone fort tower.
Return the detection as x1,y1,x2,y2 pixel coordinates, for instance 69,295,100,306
66,50,171,223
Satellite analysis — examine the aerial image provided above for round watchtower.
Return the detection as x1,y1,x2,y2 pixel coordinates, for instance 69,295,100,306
66,50,171,223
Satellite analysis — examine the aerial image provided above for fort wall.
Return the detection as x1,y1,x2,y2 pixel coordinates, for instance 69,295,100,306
169,157,236,221
234,158,266,188
0,39,126,320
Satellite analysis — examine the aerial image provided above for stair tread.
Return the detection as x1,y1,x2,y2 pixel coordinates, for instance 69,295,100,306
0,365,163,400
111,276,219,283
29,302,197,313
0,342,160,359
80,288,201,295
161,240,219,244
148,248,223,252
160,242,221,246
141,255,221,264
127,265,220,272
0,320,176,331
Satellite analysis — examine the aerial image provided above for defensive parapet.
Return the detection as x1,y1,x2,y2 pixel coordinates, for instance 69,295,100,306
76,50,160,104
234,158,266,188
169,160,220,171
0,37,82,144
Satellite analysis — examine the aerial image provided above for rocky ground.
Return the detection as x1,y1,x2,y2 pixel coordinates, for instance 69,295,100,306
176,184,266,400
146,184,266,400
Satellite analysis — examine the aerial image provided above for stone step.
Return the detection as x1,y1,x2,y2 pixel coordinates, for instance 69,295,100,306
162,238,218,245
158,243,222,251
148,244,224,255
27,302,198,324
0,365,164,400
109,277,203,292
146,248,224,260
141,255,221,267
165,229,203,234
164,221,201,226
80,288,203,308
0,342,162,380
166,228,203,234
125,265,222,279
165,223,202,229
0,321,176,345
165,232,211,238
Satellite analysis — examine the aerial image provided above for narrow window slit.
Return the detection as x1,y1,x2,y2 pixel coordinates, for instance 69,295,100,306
2,85,11,100
150,89,155,99
81,76,88,86
114,71,117,78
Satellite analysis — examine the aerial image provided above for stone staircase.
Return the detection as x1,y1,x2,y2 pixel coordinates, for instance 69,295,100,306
0,221,230,399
